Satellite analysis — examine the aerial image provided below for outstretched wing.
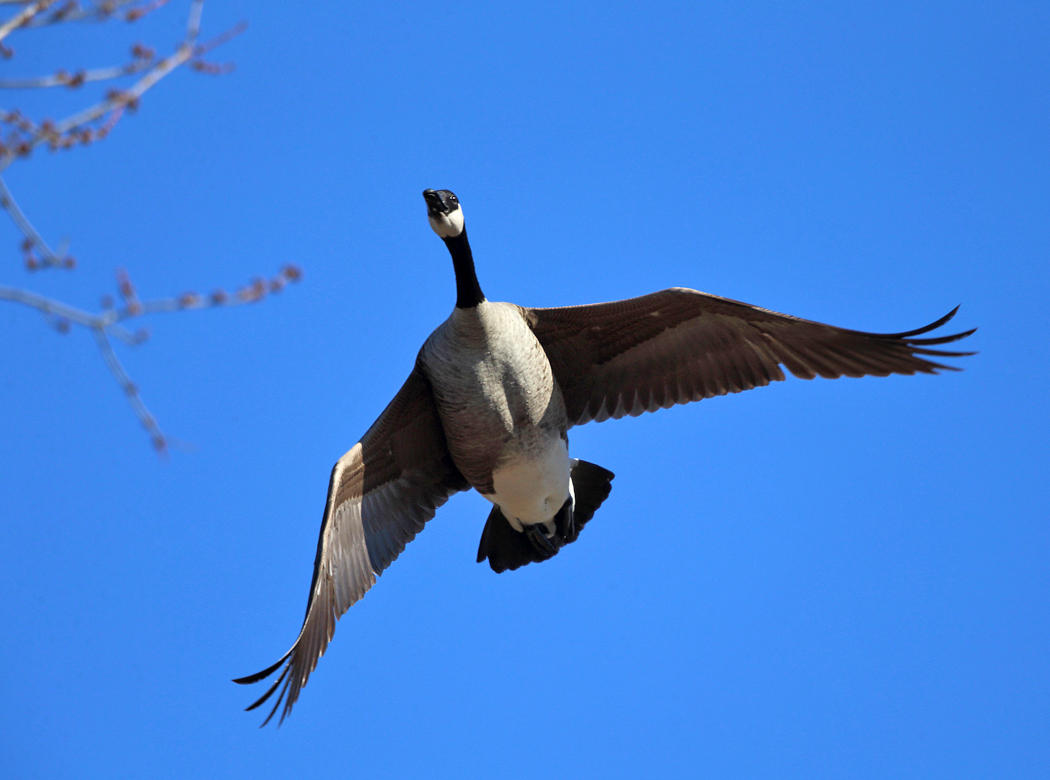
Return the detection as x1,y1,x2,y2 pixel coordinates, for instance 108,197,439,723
234,366,468,725
524,289,975,427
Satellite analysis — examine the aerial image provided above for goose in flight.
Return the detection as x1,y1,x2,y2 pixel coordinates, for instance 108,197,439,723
235,188,974,725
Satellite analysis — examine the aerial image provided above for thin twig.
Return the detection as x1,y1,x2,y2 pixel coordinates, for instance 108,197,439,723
0,59,152,89
1,265,302,450
0,284,138,341
92,325,168,451
183,0,199,38
0,0,55,45
18,2,153,29
0,176,68,268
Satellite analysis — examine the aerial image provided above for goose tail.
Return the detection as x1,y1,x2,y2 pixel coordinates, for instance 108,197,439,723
477,459,614,573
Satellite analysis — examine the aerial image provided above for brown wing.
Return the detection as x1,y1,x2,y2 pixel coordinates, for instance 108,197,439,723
234,366,469,726
524,288,975,427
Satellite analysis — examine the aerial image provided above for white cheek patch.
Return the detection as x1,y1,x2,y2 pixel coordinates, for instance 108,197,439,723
428,208,465,238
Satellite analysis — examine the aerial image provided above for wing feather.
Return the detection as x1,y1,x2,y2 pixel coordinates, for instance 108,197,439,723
525,289,974,427
234,367,468,725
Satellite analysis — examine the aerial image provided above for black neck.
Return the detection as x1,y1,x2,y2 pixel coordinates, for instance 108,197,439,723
445,230,485,308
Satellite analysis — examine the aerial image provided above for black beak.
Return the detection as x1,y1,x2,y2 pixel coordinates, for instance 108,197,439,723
422,189,442,214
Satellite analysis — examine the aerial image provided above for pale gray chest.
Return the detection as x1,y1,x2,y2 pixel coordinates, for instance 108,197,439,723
419,301,567,491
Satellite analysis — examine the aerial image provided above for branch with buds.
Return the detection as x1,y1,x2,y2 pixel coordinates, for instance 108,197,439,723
1,265,302,452
1,0,243,267
0,1,289,453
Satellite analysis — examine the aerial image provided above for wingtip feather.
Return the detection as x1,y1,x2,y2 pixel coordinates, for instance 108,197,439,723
233,648,291,686
884,306,964,339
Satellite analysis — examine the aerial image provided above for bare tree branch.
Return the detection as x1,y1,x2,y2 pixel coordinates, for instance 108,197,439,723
1,266,302,451
0,1,279,453
0,175,69,269
4,2,165,32
0,1,243,169
0,3,242,270
0,1,56,47
0,57,154,89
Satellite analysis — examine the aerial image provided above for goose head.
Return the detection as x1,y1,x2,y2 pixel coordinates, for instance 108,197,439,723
423,189,465,238
422,188,484,308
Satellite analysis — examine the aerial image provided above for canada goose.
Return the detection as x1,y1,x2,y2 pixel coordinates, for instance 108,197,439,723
235,188,975,725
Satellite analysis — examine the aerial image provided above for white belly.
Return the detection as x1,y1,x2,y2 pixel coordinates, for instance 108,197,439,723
485,435,570,531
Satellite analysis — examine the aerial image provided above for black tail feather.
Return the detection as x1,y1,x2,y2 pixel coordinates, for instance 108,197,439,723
476,504,556,573
476,459,614,573
568,459,615,533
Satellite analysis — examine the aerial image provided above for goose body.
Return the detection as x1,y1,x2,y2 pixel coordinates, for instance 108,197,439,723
236,188,975,725
421,300,570,532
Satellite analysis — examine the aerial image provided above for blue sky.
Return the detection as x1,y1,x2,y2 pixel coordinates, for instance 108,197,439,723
1,1,1047,777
